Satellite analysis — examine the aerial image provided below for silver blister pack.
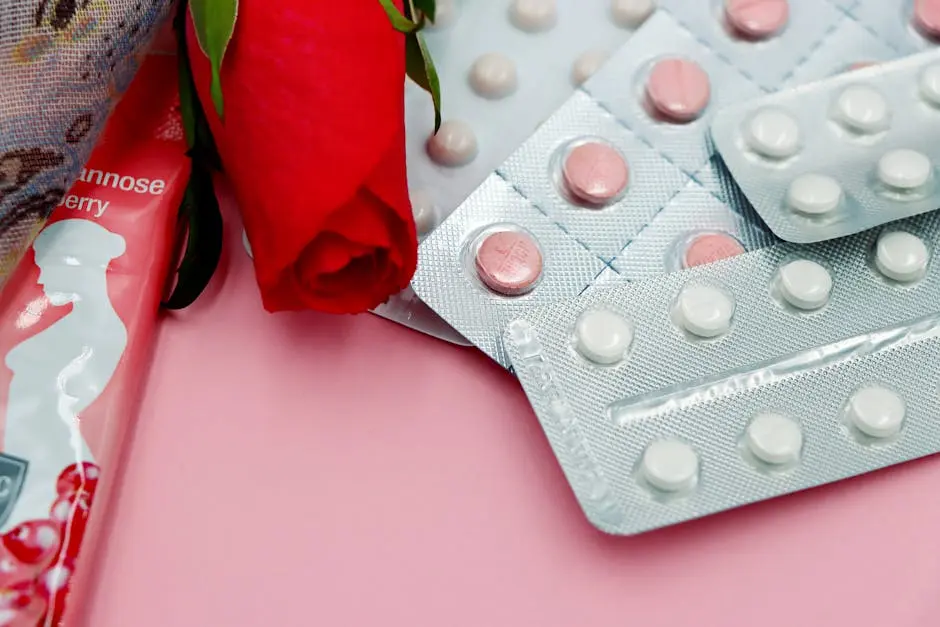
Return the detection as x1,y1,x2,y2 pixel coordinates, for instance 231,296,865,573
504,210,940,534
581,11,763,174
378,0,653,341
782,16,904,88
851,0,940,54
656,0,842,89
405,0,653,234
612,180,776,281
411,174,609,366
711,49,940,243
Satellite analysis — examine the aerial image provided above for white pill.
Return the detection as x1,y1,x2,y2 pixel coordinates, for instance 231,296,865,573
571,49,610,86
610,0,656,28
409,189,438,236
675,283,734,338
787,173,843,216
919,62,940,106
426,120,478,167
745,412,803,465
877,149,932,190
833,85,889,133
426,0,457,29
777,259,832,310
846,385,905,438
574,309,634,365
509,0,557,32
468,53,518,99
875,231,930,282
242,229,253,259
745,108,801,159
641,439,699,492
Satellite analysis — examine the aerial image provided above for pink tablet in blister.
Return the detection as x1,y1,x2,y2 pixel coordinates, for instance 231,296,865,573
724,0,790,40
913,0,940,41
682,232,746,268
475,230,544,295
645,58,711,123
561,142,629,205
0,55,187,624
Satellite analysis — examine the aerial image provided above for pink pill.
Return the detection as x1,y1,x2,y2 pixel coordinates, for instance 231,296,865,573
475,230,543,295
682,233,745,269
724,0,789,40
562,142,629,205
645,58,711,123
913,0,940,40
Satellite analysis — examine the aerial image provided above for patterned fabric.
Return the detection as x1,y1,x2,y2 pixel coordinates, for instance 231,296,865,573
0,0,173,284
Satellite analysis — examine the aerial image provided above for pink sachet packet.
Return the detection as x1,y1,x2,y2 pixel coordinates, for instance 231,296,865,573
0,54,187,625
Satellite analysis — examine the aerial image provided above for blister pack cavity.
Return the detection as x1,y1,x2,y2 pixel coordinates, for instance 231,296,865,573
711,49,940,243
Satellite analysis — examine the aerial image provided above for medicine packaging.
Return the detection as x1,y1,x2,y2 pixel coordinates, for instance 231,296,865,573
378,0,655,339
711,49,940,243
414,3,922,362
505,209,940,534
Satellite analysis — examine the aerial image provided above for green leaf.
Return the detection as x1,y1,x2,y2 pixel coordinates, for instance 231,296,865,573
406,31,441,132
163,163,224,310
378,0,420,33
412,0,436,22
175,0,222,170
189,0,238,119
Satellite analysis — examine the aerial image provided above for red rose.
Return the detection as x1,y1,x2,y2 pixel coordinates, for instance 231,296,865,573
187,0,418,313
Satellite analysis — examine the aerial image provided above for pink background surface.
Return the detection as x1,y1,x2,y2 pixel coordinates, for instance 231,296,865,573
82,195,940,626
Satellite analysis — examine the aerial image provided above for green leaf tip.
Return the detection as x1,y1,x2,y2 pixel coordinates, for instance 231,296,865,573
378,0,421,33
189,0,238,119
405,32,441,133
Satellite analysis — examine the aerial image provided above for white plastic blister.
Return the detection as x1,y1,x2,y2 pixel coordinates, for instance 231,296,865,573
710,49,940,243
504,210,940,534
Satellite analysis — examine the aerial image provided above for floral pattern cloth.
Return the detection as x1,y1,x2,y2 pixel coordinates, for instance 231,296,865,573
0,0,173,284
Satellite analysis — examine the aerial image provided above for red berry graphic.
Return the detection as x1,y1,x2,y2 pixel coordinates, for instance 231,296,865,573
0,581,46,626
55,463,100,499
37,559,73,626
1,521,60,566
50,491,92,560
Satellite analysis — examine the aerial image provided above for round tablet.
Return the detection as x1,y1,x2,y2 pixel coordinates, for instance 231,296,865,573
509,0,557,32
426,120,478,167
645,58,711,123
913,0,940,41
724,0,789,40
918,62,940,106
745,108,800,159
242,229,253,259
682,232,745,269
876,149,932,190
562,142,629,204
427,0,457,29
874,231,930,282
475,230,543,295
777,259,832,310
574,309,634,365
845,385,905,438
641,439,699,492
409,189,438,236
786,173,842,216
571,49,610,85
675,283,734,338
610,0,656,28
745,412,803,465
833,85,889,133
468,53,518,100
